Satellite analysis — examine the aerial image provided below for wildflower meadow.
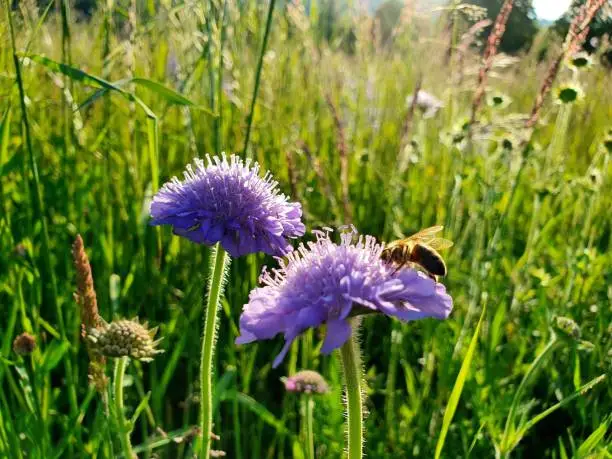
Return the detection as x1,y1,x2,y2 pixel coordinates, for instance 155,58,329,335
1,0,611,458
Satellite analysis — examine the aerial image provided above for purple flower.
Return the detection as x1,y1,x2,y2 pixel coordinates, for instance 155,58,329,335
236,228,453,367
150,154,305,257
283,370,330,395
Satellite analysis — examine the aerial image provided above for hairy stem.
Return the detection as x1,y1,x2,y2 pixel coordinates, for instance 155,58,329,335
340,332,364,459
200,244,230,458
114,357,134,459
305,395,315,459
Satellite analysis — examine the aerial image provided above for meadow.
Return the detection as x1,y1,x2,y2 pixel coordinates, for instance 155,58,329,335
1,1,611,458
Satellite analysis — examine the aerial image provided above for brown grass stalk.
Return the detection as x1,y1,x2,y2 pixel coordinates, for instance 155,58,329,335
470,0,514,125
72,234,107,391
526,0,607,128
325,93,353,223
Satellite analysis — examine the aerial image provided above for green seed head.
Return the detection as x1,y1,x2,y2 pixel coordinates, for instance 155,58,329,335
87,319,163,362
553,316,581,341
570,52,591,69
556,85,582,104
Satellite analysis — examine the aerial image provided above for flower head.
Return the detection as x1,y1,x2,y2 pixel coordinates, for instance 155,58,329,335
236,228,453,367
13,332,36,356
407,90,444,118
282,370,330,395
87,319,163,362
555,84,583,104
150,154,305,257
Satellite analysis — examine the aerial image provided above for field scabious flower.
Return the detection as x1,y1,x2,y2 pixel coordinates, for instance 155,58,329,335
150,154,305,257
283,370,330,395
236,229,453,367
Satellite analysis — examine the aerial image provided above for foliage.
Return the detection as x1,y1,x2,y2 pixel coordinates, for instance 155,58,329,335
553,0,612,52
467,0,539,52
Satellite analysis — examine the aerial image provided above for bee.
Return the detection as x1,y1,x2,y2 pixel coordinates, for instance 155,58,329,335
381,226,453,280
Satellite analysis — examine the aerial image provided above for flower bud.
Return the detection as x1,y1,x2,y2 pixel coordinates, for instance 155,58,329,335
13,332,36,356
88,319,163,362
282,370,330,395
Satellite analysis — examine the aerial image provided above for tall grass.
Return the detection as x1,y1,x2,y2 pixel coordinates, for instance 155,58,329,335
1,1,611,458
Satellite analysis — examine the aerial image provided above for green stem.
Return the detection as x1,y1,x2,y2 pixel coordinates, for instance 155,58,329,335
305,395,315,459
384,324,399,444
200,244,230,458
340,333,364,459
114,357,134,459
242,0,277,158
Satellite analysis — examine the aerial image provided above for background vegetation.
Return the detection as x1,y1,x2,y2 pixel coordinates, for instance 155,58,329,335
1,0,611,457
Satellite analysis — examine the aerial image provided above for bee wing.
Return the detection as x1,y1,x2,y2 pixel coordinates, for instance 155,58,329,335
425,238,454,251
404,225,444,243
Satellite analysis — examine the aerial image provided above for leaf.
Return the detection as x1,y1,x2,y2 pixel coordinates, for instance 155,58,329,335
434,304,487,459
131,77,195,106
222,391,289,434
24,54,127,94
129,392,152,427
0,105,12,170
132,426,199,454
212,369,236,414
24,55,158,120
40,340,71,373
292,439,306,459
576,417,611,458
510,375,607,452
0,150,23,178
501,338,560,452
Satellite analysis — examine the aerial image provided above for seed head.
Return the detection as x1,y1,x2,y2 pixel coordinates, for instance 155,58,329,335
282,370,330,395
570,51,592,69
72,235,102,331
555,84,582,104
88,319,163,362
13,332,36,356
554,316,581,340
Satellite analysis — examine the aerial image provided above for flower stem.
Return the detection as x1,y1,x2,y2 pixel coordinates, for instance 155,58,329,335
114,357,133,459
200,244,230,458
340,333,364,459
304,395,315,459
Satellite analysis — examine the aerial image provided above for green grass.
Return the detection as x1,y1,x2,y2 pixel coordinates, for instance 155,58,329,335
1,1,611,458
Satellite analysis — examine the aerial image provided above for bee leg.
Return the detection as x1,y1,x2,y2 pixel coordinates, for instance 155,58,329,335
392,261,407,275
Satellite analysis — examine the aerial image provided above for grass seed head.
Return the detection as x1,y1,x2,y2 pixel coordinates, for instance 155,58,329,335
13,332,36,356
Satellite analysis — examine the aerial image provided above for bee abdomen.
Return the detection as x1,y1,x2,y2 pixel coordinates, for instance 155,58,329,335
412,243,447,276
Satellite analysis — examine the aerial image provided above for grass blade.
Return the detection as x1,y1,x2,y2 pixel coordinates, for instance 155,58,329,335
510,375,607,452
131,77,195,106
24,53,127,93
575,416,611,458
501,338,560,452
435,304,487,459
